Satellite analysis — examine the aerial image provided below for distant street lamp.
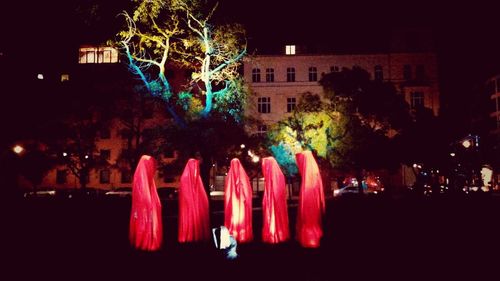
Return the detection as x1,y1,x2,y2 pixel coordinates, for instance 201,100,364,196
13,145,24,155
462,139,472,148
450,152,456,157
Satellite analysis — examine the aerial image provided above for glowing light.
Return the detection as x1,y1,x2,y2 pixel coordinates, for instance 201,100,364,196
240,144,245,149
85,155,89,159
450,152,456,157
252,155,260,163
285,45,296,55
37,74,44,80
61,74,69,82
62,152,68,157
13,145,24,154
413,163,418,168
462,140,471,148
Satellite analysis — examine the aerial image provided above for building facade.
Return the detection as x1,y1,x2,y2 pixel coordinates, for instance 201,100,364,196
243,47,440,134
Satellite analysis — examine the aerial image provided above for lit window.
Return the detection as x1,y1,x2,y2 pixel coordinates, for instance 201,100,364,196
374,65,383,81
403,65,412,80
252,68,261,83
285,45,296,55
79,46,119,64
287,97,296,113
309,67,318,82
265,68,274,82
60,74,69,82
330,66,340,72
410,92,424,109
287,67,295,82
258,97,271,113
100,169,111,184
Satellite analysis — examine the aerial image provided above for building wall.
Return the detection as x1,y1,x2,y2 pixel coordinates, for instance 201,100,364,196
243,51,441,130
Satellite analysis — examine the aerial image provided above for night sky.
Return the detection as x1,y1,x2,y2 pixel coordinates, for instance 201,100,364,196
1,0,499,138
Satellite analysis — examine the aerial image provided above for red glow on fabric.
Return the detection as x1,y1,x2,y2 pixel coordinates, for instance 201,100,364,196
295,151,325,248
178,159,210,242
129,155,163,251
224,158,253,243
262,157,290,243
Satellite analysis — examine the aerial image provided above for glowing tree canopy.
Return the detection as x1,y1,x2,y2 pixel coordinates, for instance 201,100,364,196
267,92,341,175
130,155,163,251
116,0,247,125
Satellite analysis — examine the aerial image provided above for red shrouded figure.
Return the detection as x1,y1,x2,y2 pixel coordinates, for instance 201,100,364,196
262,156,290,243
224,158,253,243
129,155,163,251
295,151,325,248
178,158,210,242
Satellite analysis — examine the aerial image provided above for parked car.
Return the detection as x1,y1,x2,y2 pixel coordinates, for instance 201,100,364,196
157,186,178,200
105,187,132,197
23,187,56,198
334,176,384,197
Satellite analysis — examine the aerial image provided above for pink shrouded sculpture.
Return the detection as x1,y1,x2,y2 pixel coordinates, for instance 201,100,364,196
262,156,290,243
178,158,210,242
129,155,163,251
224,158,253,243
295,151,325,248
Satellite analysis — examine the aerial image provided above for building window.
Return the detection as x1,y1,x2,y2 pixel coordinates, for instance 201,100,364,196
309,67,318,82
403,64,412,80
100,169,111,184
410,92,424,109
330,66,340,72
121,169,132,183
257,125,267,136
163,176,175,183
163,147,175,158
487,80,496,96
374,65,383,81
100,128,111,139
285,45,296,55
100,149,111,161
265,68,274,82
78,46,119,64
56,170,67,184
258,97,271,113
60,74,70,82
287,67,295,82
415,64,425,81
252,68,261,83
287,97,296,113
490,97,498,113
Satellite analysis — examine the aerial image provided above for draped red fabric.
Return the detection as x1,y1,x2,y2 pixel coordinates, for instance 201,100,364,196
295,151,325,248
262,157,290,243
129,155,163,251
224,158,253,243
178,158,210,242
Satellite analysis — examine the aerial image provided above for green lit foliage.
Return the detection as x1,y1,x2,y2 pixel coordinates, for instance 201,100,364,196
116,0,247,124
267,92,341,175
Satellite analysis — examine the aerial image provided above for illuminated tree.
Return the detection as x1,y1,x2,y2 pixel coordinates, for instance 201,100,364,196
116,0,247,124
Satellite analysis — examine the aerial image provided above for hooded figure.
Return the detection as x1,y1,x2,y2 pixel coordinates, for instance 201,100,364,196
178,158,210,242
295,151,325,248
262,156,290,243
224,158,253,243
129,155,163,251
